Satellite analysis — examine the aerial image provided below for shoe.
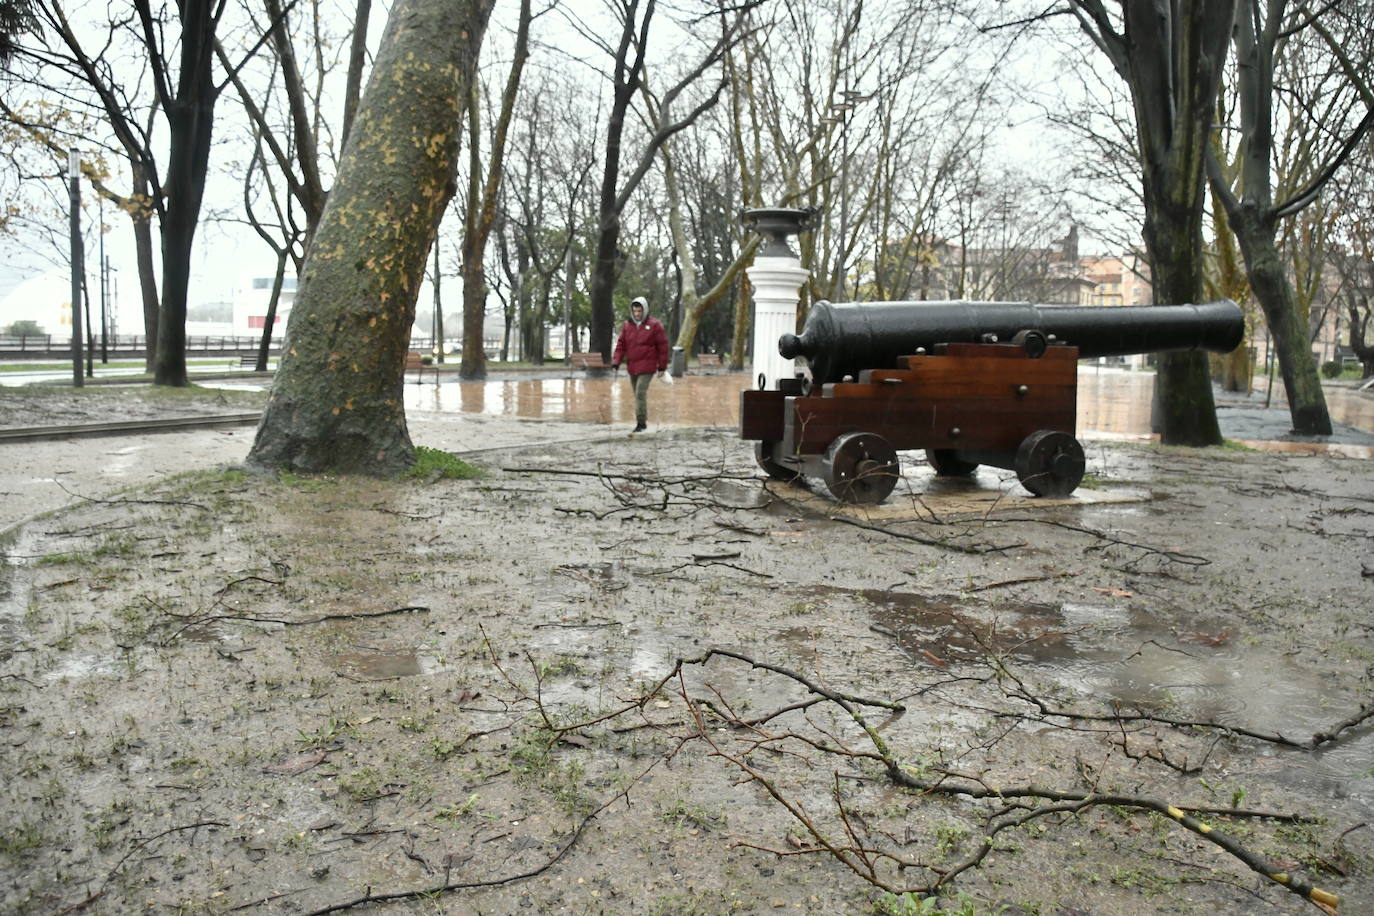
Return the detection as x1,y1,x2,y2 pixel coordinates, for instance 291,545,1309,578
632,423,647,433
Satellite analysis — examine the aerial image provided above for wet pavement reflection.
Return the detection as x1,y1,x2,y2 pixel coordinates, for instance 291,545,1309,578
857,586,1374,788
402,368,1374,456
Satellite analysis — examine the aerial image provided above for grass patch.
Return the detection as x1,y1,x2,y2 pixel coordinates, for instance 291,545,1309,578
407,446,483,481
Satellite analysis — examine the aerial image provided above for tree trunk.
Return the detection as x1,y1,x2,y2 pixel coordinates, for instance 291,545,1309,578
432,244,444,363
152,0,217,388
459,0,530,378
341,0,372,152
1348,301,1373,377
256,247,289,371
1207,170,1253,392
460,253,488,376
730,273,752,371
247,0,493,474
1229,207,1333,433
589,207,622,362
1119,0,1234,446
1201,0,1337,435
1146,198,1225,446
132,196,160,374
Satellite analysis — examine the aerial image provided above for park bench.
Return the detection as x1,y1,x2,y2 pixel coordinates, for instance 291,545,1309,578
697,353,722,371
239,355,263,370
405,350,436,383
570,352,611,376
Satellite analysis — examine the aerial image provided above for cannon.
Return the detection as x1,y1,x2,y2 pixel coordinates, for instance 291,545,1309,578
739,299,1245,504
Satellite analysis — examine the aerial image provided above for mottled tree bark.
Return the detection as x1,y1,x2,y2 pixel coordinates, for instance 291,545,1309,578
1228,205,1332,433
247,0,493,474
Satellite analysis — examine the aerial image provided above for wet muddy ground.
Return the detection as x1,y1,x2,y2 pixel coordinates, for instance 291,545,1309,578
1,385,1373,915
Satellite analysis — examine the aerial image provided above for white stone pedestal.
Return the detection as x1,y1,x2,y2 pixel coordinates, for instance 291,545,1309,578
747,256,810,390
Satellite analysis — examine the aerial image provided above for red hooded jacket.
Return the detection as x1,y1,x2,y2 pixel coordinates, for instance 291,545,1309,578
612,313,669,375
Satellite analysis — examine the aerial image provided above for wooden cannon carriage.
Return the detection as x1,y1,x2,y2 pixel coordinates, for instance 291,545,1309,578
740,299,1245,504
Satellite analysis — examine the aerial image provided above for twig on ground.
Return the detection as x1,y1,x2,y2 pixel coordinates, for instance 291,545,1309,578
55,480,210,511
57,821,230,914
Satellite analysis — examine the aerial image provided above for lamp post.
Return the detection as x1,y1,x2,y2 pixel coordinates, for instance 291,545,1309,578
68,148,84,388
99,193,108,363
563,247,573,364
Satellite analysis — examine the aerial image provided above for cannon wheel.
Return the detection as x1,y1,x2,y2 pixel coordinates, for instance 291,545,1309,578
1014,430,1085,497
754,441,799,481
822,432,900,504
925,449,978,477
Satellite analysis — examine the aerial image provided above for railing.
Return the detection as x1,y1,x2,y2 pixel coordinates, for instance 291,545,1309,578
0,335,281,357
1,333,508,358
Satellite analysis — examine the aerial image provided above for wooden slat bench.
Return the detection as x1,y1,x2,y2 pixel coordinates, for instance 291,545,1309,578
239,355,262,370
697,353,722,370
405,351,435,383
570,352,611,375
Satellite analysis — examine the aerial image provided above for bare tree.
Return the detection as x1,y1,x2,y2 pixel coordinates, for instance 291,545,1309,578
568,0,747,362
500,73,597,363
1203,0,1373,433
1068,0,1236,446
458,0,533,379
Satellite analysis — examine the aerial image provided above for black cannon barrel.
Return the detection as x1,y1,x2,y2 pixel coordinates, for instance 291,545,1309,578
778,299,1245,384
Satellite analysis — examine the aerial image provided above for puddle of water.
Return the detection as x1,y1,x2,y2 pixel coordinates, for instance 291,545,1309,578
44,652,122,680
223,366,1374,456
1,527,46,660
330,647,451,679
1234,439,1374,459
845,585,1374,789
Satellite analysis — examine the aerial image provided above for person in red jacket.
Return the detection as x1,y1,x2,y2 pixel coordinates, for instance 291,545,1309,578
611,296,670,432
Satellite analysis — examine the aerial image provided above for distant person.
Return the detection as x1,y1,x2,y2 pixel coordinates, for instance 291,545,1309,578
611,296,669,433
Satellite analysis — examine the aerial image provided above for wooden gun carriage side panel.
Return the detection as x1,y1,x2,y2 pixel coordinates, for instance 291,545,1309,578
741,299,1245,504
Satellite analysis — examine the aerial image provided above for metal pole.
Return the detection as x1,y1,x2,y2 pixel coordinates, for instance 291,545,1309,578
432,244,443,363
838,111,847,301
101,255,109,362
564,246,573,364
69,149,84,388
99,195,108,363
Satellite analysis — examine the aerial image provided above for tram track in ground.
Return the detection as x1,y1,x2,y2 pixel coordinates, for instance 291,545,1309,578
0,413,261,443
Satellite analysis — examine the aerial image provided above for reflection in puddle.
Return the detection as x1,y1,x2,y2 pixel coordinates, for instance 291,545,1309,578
848,586,1373,788
391,370,1374,459
213,364,1374,456
331,647,452,679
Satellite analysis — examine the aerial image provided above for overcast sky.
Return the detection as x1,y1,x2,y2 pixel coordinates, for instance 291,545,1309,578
0,1,1110,331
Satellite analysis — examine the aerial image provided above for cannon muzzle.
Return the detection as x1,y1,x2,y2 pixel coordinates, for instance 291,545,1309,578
778,299,1245,384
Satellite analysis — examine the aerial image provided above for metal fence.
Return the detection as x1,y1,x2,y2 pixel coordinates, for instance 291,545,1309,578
0,335,277,357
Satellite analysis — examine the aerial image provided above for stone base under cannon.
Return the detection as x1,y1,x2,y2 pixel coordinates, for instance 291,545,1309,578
739,341,1087,504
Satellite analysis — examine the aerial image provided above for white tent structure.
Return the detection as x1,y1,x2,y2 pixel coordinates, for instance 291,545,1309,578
0,273,75,338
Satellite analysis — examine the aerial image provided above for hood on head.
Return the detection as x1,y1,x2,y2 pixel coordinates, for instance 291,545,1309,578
630,296,649,324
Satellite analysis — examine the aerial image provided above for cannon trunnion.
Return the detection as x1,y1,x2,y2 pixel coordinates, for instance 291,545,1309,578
740,299,1245,504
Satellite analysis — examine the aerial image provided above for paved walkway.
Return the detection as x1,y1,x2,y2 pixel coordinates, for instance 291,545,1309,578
4,373,1370,534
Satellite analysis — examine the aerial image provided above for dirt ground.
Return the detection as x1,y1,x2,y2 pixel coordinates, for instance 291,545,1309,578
2,385,1372,915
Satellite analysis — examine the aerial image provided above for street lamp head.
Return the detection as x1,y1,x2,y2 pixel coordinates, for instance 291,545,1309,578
68,148,80,180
